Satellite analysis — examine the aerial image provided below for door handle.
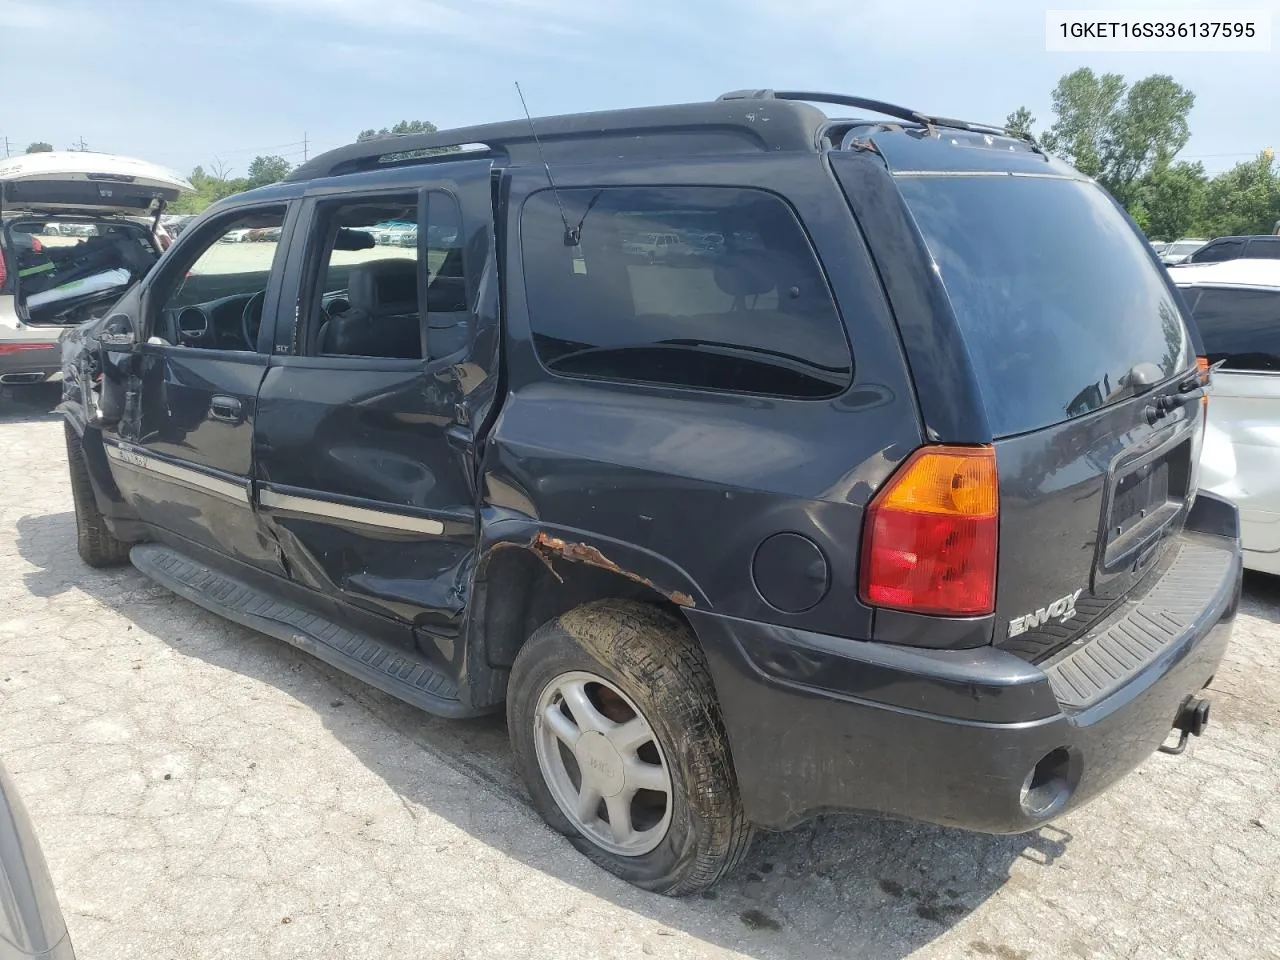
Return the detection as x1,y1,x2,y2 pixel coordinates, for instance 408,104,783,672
209,396,243,423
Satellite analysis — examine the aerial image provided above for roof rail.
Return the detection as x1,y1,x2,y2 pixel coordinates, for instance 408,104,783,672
718,89,1023,141
287,100,828,183
719,89,931,126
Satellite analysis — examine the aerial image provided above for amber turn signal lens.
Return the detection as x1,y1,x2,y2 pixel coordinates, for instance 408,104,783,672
860,445,999,617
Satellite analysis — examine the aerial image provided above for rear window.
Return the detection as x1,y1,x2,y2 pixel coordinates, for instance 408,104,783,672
1186,286,1280,372
897,175,1192,437
520,186,851,399
1189,238,1246,263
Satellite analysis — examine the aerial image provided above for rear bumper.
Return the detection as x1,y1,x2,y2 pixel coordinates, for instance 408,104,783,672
0,339,61,382
693,493,1242,832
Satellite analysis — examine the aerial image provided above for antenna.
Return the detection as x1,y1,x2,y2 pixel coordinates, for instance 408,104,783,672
515,81,580,246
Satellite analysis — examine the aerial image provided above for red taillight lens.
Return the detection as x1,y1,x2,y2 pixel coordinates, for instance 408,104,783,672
859,445,998,617
0,343,54,355
0,252,6,286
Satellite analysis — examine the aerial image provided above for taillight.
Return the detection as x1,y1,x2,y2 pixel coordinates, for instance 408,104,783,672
0,251,6,286
859,444,998,617
0,343,53,355
1197,356,1210,413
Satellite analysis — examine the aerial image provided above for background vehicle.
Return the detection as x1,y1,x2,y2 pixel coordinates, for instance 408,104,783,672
1184,235,1280,264
59,91,1238,896
1170,259,1280,574
0,759,76,958
0,152,190,391
1161,238,1208,264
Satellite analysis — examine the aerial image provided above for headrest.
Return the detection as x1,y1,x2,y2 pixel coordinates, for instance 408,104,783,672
713,255,776,298
347,258,419,312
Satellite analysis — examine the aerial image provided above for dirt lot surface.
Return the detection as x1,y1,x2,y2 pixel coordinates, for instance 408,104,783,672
1,384,1277,960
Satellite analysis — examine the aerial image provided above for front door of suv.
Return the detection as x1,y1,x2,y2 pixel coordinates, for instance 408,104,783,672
253,164,497,664
101,203,294,575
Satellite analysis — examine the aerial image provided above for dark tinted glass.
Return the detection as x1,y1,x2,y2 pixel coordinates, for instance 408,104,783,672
1246,238,1280,260
1189,238,1245,263
1190,287,1280,371
520,186,850,398
898,175,1191,437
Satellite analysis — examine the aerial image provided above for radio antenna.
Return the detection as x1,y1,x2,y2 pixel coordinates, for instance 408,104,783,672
515,81,580,246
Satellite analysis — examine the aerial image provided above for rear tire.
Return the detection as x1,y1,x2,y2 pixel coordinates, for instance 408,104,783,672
507,600,754,895
64,423,131,567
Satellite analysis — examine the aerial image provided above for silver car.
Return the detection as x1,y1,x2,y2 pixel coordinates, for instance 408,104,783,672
1,760,75,959
1171,259,1280,574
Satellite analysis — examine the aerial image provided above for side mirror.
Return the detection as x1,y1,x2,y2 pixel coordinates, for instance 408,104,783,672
95,313,136,348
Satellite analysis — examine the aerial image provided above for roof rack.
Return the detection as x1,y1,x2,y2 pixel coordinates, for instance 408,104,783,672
717,89,1026,142
287,99,829,183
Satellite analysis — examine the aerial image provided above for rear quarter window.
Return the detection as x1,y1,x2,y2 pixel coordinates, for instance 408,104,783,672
1189,239,1246,263
520,186,851,399
1186,286,1280,372
897,174,1192,437
1246,238,1280,260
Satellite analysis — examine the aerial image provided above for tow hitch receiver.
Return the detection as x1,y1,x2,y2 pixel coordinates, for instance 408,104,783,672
1158,696,1211,756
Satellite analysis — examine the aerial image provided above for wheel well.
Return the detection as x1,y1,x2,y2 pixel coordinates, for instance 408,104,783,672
470,545,692,705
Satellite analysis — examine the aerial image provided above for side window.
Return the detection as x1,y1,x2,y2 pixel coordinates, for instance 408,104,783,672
1189,239,1245,263
520,186,851,398
1246,238,1280,260
300,192,467,361
1191,287,1280,372
305,194,422,359
157,207,286,352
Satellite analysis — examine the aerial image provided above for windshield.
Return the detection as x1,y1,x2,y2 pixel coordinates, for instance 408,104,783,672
897,174,1193,438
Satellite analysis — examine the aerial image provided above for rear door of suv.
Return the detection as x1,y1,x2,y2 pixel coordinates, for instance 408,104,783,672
251,160,497,649
833,153,1203,662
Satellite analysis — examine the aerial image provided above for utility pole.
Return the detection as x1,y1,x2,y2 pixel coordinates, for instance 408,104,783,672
303,131,308,162
70,136,87,152
3,137,10,158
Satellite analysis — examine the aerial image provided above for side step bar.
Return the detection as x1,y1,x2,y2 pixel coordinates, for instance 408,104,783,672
131,544,481,718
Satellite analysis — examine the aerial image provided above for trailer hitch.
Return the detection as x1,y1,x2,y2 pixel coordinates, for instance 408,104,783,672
1158,696,1211,756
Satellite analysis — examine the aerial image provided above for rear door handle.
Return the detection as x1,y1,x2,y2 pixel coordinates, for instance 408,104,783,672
209,396,243,423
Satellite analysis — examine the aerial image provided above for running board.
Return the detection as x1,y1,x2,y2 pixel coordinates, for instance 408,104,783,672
130,544,480,718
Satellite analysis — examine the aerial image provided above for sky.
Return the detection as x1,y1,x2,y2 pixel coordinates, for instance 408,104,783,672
1,0,1276,180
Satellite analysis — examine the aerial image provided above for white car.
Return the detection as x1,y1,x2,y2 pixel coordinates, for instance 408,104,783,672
1161,238,1208,265
0,151,191,391
1170,259,1280,574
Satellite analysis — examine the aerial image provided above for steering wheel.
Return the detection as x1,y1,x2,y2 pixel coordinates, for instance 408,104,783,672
241,290,266,350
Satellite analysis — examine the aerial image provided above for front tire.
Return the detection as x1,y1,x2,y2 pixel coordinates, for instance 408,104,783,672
64,423,130,567
507,600,753,895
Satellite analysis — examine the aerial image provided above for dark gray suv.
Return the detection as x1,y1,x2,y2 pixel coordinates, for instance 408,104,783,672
58,90,1240,895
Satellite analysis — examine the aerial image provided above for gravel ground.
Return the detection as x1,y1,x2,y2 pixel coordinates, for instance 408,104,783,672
1,383,1277,960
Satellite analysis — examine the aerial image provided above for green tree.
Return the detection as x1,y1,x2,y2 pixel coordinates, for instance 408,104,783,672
1005,107,1036,140
1040,68,1127,178
168,162,252,215
1198,151,1280,237
357,119,439,142
1037,68,1195,209
1102,75,1195,206
246,154,292,189
25,141,53,153
1135,161,1208,240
